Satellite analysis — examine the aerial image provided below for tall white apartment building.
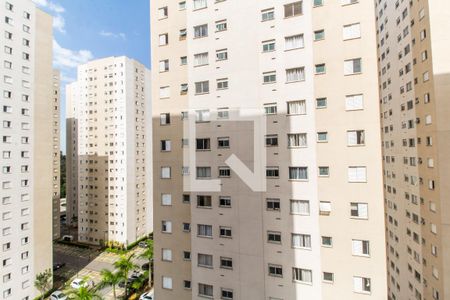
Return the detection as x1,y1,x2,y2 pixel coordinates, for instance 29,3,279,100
66,57,152,246
52,70,61,240
151,0,387,299
0,0,54,299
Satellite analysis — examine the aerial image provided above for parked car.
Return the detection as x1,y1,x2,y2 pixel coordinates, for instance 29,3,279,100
138,241,148,248
50,291,67,300
139,291,154,300
141,262,150,271
62,235,73,242
53,262,66,271
70,278,85,289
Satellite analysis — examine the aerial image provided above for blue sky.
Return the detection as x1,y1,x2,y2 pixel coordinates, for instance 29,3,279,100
32,0,151,153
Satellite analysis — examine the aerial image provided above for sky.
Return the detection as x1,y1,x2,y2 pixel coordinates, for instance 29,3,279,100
32,0,151,153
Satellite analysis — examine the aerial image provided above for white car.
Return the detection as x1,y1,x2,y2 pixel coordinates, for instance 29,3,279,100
50,291,67,300
139,291,154,300
70,278,85,289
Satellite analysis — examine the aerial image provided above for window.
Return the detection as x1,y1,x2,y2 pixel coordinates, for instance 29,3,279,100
162,220,172,233
342,0,358,5
4,46,12,54
197,167,211,178
316,97,327,108
289,167,308,180
343,23,361,40
321,236,332,246
5,31,12,39
162,249,172,261
344,58,362,75
162,276,172,289
161,194,172,206
158,6,168,19
350,203,368,219
353,276,371,293
218,167,231,177
293,268,312,283
314,0,323,6
161,167,171,179
198,253,213,268
216,49,228,61
292,233,311,249
323,272,334,283
345,94,363,110
193,0,207,10
179,1,186,10
220,226,232,238
261,8,275,21
348,167,367,182
180,56,187,65
347,130,365,146
159,33,168,46
266,134,278,147
315,64,326,74
221,288,233,300
180,28,187,39
287,100,306,115
263,71,276,83
267,231,281,244
194,24,208,38
198,224,213,237
268,264,283,277
5,2,13,11
159,86,170,98
266,198,280,211
217,78,229,90
183,251,191,260
314,29,325,41
219,196,231,207
194,52,208,66
220,257,233,269
352,240,370,256
161,140,171,152
183,280,191,289
262,40,276,52
216,19,227,32
288,133,307,147
196,138,211,150
196,109,210,122
286,67,305,82
284,2,303,18
317,132,328,142
319,201,331,215
285,34,304,50
217,108,229,119
266,167,279,178
5,16,13,25
199,283,213,297
195,81,209,94
290,200,310,215
197,195,212,208
318,166,329,177
160,113,170,125
264,103,277,115
217,137,230,148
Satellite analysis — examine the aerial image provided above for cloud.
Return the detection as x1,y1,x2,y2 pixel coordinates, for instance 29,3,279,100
53,15,66,33
99,30,127,41
53,40,94,69
32,0,66,33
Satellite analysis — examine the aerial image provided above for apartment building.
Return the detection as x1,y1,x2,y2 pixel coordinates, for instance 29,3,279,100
376,1,450,300
0,0,54,299
151,0,387,299
52,70,61,240
66,57,152,246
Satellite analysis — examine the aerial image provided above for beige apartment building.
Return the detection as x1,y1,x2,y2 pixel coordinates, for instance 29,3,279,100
52,70,61,240
376,1,450,300
0,0,54,298
151,0,388,299
66,57,152,246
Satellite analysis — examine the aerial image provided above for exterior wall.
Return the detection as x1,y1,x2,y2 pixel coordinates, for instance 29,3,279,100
0,0,54,298
52,70,61,240
377,1,450,299
152,1,387,299
67,57,152,246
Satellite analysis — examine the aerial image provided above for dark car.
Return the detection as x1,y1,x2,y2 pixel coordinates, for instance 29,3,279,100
141,263,150,271
53,262,66,271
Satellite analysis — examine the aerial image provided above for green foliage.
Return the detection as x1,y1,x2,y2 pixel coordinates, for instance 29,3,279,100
66,286,102,300
34,269,53,300
97,269,122,300
114,254,137,297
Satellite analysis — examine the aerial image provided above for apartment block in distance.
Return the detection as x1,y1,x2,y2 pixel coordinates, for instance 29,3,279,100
66,57,152,246
52,70,61,240
376,1,450,300
0,0,54,299
151,0,387,299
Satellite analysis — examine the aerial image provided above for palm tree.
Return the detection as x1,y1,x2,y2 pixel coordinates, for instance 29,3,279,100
66,286,102,300
139,240,153,286
130,271,149,293
97,269,121,300
114,253,136,297
34,269,52,300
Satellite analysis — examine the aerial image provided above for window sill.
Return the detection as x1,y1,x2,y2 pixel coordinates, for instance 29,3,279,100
195,92,210,96
288,179,308,182
293,280,312,285
285,79,305,84
344,72,362,76
286,113,307,116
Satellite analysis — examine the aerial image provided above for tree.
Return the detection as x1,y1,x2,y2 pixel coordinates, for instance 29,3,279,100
139,240,153,286
113,254,137,297
97,269,121,300
34,269,52,300
66,286,102,300
130,271,149,293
